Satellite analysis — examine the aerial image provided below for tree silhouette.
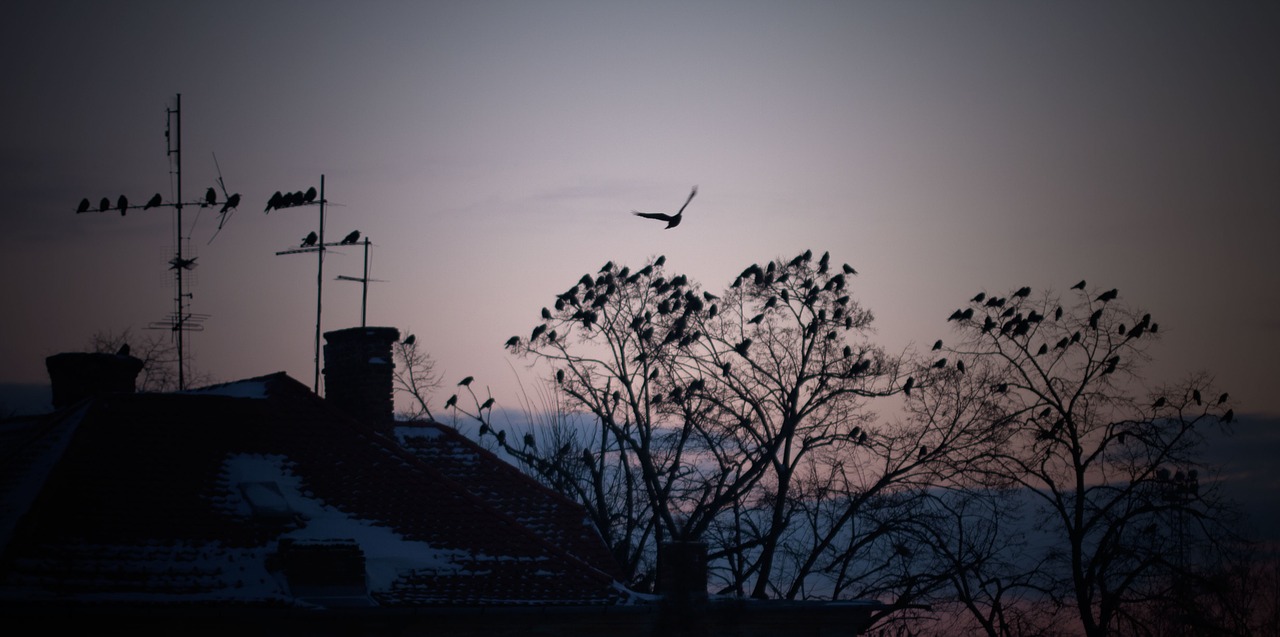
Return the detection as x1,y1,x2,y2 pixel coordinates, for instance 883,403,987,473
920,283,1239,637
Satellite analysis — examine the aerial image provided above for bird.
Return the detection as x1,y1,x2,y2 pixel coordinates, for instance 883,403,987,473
445,394,457,408
1097,289,1118,303
204,187,216,206
340,230,360,245
523,432,535,448
1193,390,1202,405
505,336,520,349
404,334,416,345
1223,409,1234,424
971,292,986,303
556,369,566,384
116,343,130,357
304,186,317,203
1014,286,1031,298
734,338,753,357
933,358,947,369
168,256,197,270
481,397,495,410
76,198,90,213
265,191,283,212
116,195,128,216
301,231,318,247
541,307,552,320
99,197,110,212
458,376,473,386
843,263,857,276
1153,397,1166,408
220,193,241,213
932,340,942,351
903,377,914,396
145,193,162,209
919,446,927,460
956,360,965,374
1037,344,1048,356
1071,280,1086,290
632,185,697,229
1217,392,1229,405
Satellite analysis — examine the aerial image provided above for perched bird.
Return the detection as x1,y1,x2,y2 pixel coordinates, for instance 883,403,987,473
1071,280,1086,290
404,334,416,345
76,198,90,213
204,187,216,206
971,292,986,303
505,336,519,349
445,394,457,408
632,185,697,229
933,358,947,369
304,186,317,203
116,343,130,357
301,231,318,247
1153,397,1166,408
145,193,163,209
1217,392,1229,405
458,376,474,387
541,307,552,320
523,432,535,448
843,263,858,276
168,256,197,270
932,340,943,351
903,376,914,396
340,230,360,245
1037,344,1048,356
734,338,753,357
1014,286,1031,298
116,195,128,216
220,193,241,213
1193,390,1202,405
99,197,110,212
956,360,965,374
919,446,927,460
1223,409,1234,424
1096,288,1118,303
481,397,495,410
265,191,283,212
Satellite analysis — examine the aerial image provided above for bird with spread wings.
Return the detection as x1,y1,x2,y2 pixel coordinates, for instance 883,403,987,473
632,185,697,229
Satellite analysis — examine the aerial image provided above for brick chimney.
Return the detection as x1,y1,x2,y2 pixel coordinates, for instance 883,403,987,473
45,351,145,409
322,327,400,428
658,541,709,605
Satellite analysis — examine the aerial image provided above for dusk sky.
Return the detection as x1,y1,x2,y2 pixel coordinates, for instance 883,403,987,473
3,1,1278,427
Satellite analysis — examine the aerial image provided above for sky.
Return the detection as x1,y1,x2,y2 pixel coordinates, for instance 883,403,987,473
2,1,1278,428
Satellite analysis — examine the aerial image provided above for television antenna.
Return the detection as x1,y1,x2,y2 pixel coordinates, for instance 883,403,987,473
73,93,241,390
335,237,387,328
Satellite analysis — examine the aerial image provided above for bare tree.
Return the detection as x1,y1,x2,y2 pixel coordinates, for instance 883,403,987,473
87,327,210,392
390,330,441,420
923,283,1238,637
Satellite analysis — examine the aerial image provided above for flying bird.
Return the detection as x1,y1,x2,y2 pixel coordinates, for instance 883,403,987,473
340,230,360,245
632,185,697,229
301,231,318,247
76,198,90,213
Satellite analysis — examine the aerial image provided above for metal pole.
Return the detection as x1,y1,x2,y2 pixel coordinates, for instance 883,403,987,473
174,93,185,390
314,174,325,394
361,237,370,328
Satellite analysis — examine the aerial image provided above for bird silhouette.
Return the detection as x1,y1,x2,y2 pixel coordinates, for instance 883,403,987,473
1097,289,1118,303
1217,392,1229,405
301,231,318,247
340,230,360,245
204,187,216,206
99,197,110,212
76,198,90,213
632,185,697,229
304,186,317,203
445,394,457,408
265,191,283,212
734,338,752,357
505,336,520,349
458,376,474,387
144,193,162,209
1071,280,1086,290
168,256,197,270
903,376,914,396
932,340,942,351
220,193,241,213
116,195,128,216
404,334,416,345
116,343,130,357
1014,286,1031,298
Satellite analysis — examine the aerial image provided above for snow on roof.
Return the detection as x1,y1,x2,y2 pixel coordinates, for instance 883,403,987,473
181,378,272,399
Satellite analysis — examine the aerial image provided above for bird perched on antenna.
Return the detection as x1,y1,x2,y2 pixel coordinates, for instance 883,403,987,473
99,197,110,213
633,185,697,229
304,186,317,203
203,187,216,207
117,195,129,216
301,231,318,247
340,230,360,245
145,193,163,210
220,193,241,213
76,198,90,213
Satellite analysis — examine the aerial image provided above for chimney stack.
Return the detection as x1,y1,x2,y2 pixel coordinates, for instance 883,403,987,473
45,352,145,409
322,327,400,428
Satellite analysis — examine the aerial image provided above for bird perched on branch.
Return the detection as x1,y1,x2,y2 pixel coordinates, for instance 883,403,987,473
633,185,697,229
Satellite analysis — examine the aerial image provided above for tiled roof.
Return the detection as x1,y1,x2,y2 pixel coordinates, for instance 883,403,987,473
0,373,626,608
